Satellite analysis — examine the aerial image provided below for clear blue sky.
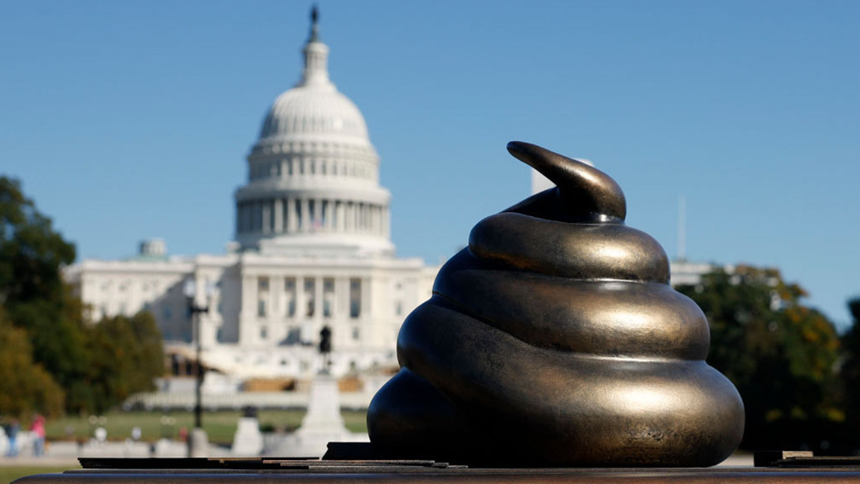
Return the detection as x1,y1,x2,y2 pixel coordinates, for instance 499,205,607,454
1,1,859,326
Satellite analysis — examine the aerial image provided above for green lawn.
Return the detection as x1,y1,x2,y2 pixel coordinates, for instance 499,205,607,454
0,466,75,484
45,409,368,445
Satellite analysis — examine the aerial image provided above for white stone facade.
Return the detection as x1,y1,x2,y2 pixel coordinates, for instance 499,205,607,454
65,15,439,380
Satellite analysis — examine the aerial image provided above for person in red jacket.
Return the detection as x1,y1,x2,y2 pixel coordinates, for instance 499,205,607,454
30,414,46,457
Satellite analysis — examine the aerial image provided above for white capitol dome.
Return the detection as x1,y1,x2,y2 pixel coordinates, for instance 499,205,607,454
235,10,393,257
258,81,369,143
252,16,372,149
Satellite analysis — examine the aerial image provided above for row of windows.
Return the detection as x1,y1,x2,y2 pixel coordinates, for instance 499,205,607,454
93,279,167,293
236,198,385,235
256,277,363,319
249,157,375,181
256,325,362,343
257,325,362,343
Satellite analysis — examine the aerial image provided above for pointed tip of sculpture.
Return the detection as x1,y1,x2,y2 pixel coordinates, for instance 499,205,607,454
506,140,627,222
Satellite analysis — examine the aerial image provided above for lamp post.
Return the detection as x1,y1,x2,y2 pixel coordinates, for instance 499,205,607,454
183,278,215,455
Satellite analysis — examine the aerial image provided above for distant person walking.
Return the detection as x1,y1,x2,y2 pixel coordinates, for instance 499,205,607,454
31,414,46,457
4,418,19,457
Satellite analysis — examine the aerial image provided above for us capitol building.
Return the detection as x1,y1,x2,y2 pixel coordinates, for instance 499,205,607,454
66,12,439,380
66,10,714,387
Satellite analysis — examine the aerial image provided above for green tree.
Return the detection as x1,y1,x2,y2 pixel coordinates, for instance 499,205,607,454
0,309,64,418
676,265,841,428
86,312,165,413
0,176,165,414
0,177,75,307
0,176,94,412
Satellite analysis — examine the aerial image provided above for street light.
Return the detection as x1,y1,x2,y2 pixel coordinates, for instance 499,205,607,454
183,278,216,455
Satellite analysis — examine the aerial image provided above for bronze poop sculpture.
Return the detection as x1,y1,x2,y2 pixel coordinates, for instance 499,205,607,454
367,142,745,467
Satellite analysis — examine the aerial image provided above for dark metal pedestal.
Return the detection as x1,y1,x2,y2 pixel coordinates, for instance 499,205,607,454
15,453,860,484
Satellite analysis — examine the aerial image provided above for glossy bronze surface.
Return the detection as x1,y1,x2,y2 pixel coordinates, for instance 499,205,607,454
367,142,744,467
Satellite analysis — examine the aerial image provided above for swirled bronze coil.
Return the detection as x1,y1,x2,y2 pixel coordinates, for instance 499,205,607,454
367,142,744,467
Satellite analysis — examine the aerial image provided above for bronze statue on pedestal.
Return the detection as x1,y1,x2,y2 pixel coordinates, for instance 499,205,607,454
367,141,745,467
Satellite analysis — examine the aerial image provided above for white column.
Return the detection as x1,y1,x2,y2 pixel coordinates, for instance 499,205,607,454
287,197,297,232
321,200,328,231
262,201,271,234
336,277,349,317
239,275,254,343
361,277,371,322
325,200,334,231
269,276,277,335
314,198,322,231
354,203,361,233
296,276,306,320
382,207,390,238
242,274,259,340
270,276,281,320
377,206,383,234
301,198,309,232
364,205,369,234
314,276,324,322
274,198,283,233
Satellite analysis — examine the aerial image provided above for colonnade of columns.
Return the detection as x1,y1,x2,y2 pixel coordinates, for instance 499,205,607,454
236,197,389,237
239,273,372,345
248,155,378,183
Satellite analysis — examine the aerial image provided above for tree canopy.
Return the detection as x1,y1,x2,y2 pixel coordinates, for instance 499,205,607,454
0,176,164,417
0,308,64,418
86,312,164,414
676,265,844,450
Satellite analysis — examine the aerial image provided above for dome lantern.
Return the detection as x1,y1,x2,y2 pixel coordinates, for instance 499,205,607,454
298,6,331,89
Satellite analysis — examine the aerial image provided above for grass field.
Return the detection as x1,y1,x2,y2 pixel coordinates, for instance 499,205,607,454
45,409,368,445
0,466,75,484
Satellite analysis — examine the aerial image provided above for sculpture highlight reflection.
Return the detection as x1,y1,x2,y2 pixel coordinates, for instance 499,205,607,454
367,141,745,467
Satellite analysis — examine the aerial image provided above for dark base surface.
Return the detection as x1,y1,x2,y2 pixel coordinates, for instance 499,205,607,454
14,449,860,483
15,466,860,483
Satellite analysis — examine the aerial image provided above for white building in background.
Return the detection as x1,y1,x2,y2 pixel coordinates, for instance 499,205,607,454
66,13,438,380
